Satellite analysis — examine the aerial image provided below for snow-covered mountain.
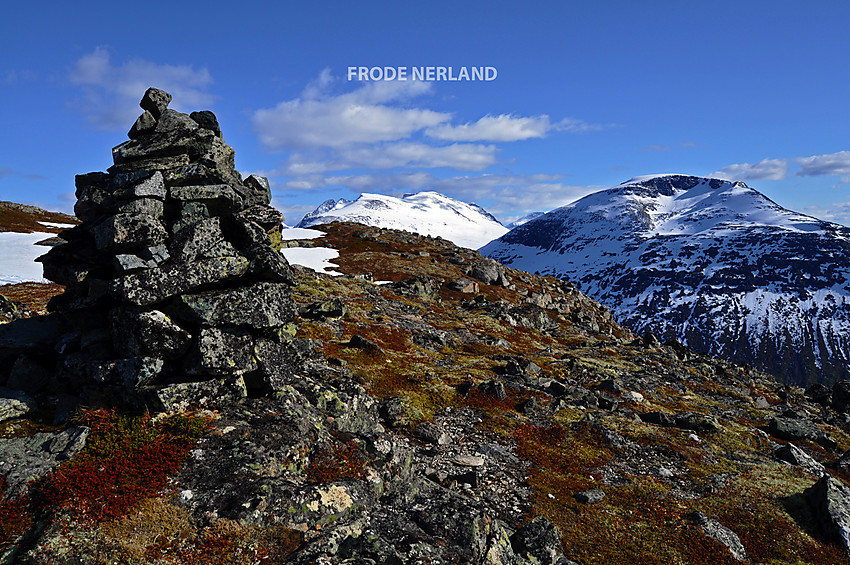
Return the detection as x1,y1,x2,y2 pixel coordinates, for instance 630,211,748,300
506,212,546,229
296,191,508,249
481,175,850,386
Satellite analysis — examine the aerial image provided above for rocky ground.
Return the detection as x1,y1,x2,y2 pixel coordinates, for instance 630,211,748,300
3,220,850,563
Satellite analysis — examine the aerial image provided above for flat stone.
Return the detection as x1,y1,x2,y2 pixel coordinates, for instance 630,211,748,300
151,376,247,413
0,427,89,497
0,388,36,422
114,170,166,199
116,197,164,217
140,87,172,118
170,184,241,207
454,455,485,467
92,213,167,251
114,244,170,273
176,282,296,328
575,489,605,504
110,255,250,306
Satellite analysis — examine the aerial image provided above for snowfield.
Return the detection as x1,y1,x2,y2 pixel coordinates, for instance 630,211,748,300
0,231,54,284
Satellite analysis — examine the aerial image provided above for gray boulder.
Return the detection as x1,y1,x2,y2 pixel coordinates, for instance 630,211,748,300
0,426,89,497
805,475,850,557
689,511,748,562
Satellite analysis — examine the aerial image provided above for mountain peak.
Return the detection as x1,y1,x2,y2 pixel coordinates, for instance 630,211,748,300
297,191,507,249
483,176,850,385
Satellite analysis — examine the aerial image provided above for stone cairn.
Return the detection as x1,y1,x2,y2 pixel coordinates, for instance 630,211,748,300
37,88,298,411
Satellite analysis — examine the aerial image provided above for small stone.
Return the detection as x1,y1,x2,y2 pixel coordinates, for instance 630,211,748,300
300,298,347,320
622,391,644,403
347,334,384,354
414,421,450,445
240,174,272,206
447,278,479,293
478,380,507,401
689,511,748,562
189,110,221,136
574,489,605,504
0,387,36,422
140,87,172,118
128,111,156,138
454,454,485,467
775,443,826,477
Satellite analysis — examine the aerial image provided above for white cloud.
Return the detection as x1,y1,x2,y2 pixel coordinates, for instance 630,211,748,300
69,47,214,130
281,142,498,174
712,158,788,181
426,114,612,142
426,114,551,142
796,150,850,181
253,76,448,150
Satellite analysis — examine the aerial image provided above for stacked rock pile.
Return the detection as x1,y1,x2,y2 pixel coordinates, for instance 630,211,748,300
35,88,297,410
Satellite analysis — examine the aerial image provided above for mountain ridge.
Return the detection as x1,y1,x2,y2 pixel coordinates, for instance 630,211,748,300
482,174,850,386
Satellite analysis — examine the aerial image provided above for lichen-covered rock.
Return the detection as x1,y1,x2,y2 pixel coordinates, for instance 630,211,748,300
0,387,36,422
689,511,748,562
176,282,295,328
139,87,171,118
0,426,89,497
92,213,167,251
110,308,191,359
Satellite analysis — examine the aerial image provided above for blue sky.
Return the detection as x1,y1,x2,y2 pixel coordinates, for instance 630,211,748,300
2,1,850,225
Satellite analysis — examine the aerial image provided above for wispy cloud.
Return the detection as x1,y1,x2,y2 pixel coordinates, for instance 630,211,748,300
281,142,498,174
0,166,46,181
69,47,214,130
796,150,850,181
641,141,698,152
712,158,789,181
253,75,447,150
427,114,543,142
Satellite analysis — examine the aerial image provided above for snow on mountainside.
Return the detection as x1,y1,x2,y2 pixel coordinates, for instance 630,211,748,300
481,174,850,385
296,191,508,250
506,212,546,229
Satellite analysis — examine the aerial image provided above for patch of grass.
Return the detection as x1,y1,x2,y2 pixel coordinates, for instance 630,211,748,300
36,409,213,522
0,282,64,315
